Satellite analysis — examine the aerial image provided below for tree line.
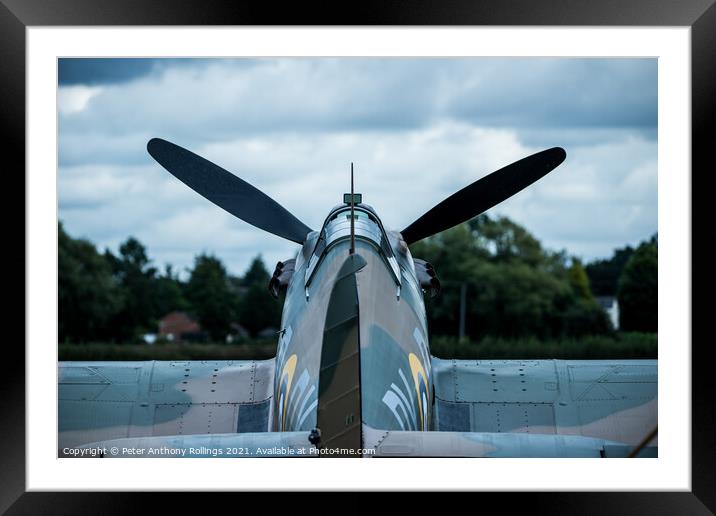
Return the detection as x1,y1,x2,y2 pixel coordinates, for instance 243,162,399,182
409,214,657,340
59,215,656,345
59,222,280,343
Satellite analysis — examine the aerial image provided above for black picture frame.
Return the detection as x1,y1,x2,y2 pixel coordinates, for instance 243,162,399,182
4,0,711,512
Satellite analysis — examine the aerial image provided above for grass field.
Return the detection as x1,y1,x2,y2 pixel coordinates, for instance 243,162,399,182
58,332,656,361
429,332,657,360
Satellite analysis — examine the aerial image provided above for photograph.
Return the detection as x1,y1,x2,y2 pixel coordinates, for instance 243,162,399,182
0,0,706,504
57,56,659,459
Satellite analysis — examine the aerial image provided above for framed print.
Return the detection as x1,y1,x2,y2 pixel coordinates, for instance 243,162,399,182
4,0,712,512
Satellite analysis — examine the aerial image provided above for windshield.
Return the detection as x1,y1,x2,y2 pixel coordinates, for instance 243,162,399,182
304,205,400,288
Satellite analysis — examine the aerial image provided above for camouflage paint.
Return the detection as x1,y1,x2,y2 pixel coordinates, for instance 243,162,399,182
271,204,434,443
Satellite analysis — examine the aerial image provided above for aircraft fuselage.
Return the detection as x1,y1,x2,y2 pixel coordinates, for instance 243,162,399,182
270,203,433,452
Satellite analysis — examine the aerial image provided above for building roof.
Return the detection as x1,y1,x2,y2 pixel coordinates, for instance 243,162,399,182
158,311,201,337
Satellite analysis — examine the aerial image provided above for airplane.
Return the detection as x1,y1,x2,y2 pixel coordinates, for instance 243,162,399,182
58,139,657,458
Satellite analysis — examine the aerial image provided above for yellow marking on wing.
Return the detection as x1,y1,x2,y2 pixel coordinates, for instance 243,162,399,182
409,353,428,430
280,354,298,430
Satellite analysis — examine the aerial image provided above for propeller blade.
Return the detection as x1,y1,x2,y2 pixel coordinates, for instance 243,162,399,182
147,138,312,244
400,147,566,245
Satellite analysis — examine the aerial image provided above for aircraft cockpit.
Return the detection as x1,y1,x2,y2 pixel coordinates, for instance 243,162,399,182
303,195,402,290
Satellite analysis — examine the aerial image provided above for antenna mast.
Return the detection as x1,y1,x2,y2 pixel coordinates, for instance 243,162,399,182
350,162,355,255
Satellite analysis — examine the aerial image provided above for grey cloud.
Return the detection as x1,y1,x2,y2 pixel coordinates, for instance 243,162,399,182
516,127,658,149
58,58,656,168
59,59,439,150
58,131,155,167
58,58,260,86
57,58,658,271
445,59,657,130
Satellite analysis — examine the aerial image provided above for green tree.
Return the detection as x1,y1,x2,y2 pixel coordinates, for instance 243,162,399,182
585,245,635,296
58,222,122,342
105,237,159,341
410,214,609,340
185,254,236,341
154,264,189,317
617,238,658,332
469,214,545,266
238,256,282,338
565,258,611,334
568,259,593,301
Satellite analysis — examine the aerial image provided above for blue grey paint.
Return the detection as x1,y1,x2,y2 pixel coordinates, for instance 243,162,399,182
237,399,271,433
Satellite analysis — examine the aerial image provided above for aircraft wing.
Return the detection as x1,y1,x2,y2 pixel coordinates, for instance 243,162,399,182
430,357,657,449
59,359,276,453
74,426,653,458
71,432,317,457
362,425,656,457
59,357,658,458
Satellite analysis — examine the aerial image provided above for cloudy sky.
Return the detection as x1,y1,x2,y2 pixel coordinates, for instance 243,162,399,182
58,58,657,277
